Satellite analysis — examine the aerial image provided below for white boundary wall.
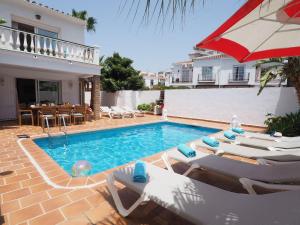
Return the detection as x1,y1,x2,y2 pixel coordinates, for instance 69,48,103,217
85,90,161,109
165,87,299,126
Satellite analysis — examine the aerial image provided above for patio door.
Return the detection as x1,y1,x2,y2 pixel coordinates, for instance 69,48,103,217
16,78,36,105
16,78,61,105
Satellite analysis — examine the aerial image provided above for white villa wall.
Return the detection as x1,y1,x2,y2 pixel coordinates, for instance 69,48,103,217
0,0,85,44
165,87,299,126
88,90,161,109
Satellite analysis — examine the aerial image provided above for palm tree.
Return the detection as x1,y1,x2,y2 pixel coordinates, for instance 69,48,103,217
121,0,200,25
72,9,97,32
257,57,300,103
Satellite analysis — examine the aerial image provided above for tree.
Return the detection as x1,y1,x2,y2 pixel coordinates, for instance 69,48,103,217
0,18,6,25
257,57,300,103
101,53,145,92
72,9,97,32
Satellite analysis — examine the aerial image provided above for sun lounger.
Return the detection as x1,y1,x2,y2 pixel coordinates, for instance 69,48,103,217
162,146,300,193
194,140,300,162
100,106,122,119
107,162,300,225
217,132,300,150
122,106,145,117
239,131,300,142
111,106,133,118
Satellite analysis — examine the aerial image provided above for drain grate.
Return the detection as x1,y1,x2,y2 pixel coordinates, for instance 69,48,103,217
17,134,30,139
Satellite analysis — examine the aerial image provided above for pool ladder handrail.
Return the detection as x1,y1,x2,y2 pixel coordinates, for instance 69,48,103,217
59,115,68,146
44,116,53,148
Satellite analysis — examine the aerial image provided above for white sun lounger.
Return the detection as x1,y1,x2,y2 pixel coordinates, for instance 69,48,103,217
194,140,300,162
107,162,300,225
238,131,300,142
217,133,300,151
100,106,122,119
162,147,300,194
111,106,134,118
122,106,144,117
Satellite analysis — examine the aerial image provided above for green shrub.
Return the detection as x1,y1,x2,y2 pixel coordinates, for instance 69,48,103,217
137,103,155,112
264,111,300,137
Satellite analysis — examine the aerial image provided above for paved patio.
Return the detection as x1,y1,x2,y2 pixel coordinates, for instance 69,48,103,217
0,115,264,225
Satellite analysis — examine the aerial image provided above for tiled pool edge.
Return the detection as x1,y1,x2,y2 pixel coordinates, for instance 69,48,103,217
18,137,166,190
18,119,222,190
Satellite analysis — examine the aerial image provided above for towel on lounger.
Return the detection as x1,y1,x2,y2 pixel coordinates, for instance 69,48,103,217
224,131,236,140
133,161,147,183
202,136,220,147
177,144,196,158
232,127,245,134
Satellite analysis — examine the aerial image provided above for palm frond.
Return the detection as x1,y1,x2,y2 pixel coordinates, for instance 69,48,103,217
121,0,202,27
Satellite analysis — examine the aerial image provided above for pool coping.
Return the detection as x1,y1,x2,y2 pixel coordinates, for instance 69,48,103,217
17,119,223,190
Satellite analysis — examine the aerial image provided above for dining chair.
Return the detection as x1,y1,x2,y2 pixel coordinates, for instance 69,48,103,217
72,105,86,124
17,104,34,126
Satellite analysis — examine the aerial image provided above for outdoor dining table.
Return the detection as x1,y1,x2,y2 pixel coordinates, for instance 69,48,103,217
29,105,73,126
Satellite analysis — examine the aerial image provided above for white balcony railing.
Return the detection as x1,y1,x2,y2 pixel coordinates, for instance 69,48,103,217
198,73,216,82
0,25,99,65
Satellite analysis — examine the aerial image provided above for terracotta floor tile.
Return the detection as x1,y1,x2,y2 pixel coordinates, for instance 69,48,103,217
85,193,106,208
68,189,94,201
41,194,71,212
1,200,20,214
20,191,49,208
21,176,44,188
8,204,43,225
30,183,52,193
5,174,30,185
47,188,72,198
29,210,65,225
2,188,31,202
58,215,90,225
67,178,88,187
0,182,21,193
84,202,115,224
61,199,92,219
89,173,106,183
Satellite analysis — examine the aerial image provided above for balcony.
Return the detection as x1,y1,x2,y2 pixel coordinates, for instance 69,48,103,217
228,73,249,83
0,25,99,65
198,74,216,83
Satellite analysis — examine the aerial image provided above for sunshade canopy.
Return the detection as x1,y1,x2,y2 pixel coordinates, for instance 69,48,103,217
197,0,300,62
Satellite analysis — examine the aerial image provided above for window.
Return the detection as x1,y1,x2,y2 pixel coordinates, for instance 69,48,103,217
150,80,154,86
201,66,213,80
232,65,245,81
182,69,193,82
38,81,61,104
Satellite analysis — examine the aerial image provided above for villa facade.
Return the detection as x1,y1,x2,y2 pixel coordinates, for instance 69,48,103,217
0,0,101,121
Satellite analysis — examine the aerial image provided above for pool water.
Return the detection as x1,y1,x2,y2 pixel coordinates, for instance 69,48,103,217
34,122,220,176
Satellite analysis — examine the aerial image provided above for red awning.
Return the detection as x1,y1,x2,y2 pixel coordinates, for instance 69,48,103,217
197,0,300,62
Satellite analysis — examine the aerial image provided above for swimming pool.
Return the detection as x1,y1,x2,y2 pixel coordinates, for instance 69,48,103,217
34,122,220,176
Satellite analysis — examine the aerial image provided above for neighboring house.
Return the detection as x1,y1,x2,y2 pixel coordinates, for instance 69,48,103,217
171,61,193,87
0,0,100,121
170,49,286,88
157,71,171,87
140,71,170,88
140,72,158,88
193,54,257,88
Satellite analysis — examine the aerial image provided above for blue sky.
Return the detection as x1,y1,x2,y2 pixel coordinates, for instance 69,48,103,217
39,0,244,72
